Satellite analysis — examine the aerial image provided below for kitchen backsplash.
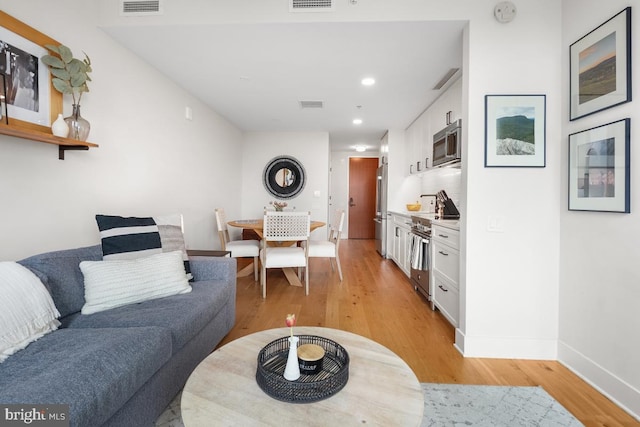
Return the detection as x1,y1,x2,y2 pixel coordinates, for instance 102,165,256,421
420,167,462,210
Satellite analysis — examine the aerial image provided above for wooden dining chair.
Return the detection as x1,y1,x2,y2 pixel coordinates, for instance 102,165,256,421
260,211,311,298
307,209,345,281
214,208,260,281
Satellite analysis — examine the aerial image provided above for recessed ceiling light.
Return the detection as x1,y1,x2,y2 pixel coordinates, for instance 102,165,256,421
361,77,375,86
355,145,366,152
353,118,363,125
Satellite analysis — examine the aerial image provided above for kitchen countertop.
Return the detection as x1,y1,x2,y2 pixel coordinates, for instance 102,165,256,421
388,211,460,231
431,219,460,230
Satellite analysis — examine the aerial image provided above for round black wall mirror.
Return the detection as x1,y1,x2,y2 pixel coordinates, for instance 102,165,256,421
263,156,306,199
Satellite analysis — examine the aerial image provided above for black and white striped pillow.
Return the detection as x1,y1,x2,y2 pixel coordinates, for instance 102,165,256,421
95,214,192,280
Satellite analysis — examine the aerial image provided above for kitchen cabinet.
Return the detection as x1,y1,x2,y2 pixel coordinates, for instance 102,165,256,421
390,213,412,277
431,223,460,327
405,114,429,175
405,77,462,175
428,78,462,137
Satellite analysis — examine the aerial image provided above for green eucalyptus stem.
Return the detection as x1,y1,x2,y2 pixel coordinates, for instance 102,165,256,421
41,44,91,106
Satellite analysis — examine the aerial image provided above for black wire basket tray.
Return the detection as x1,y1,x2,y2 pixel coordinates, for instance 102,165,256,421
256,335,350,403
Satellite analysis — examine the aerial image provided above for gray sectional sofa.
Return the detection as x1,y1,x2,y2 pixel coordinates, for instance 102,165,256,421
0,245,236,427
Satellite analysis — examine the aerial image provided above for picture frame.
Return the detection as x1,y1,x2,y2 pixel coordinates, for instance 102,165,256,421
0,10,62,133
568,118,630,213
0,73,8,124
484,94,546,167
569,7,631,121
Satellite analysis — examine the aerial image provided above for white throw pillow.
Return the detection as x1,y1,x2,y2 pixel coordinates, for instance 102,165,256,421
80,250,191,315
0,262,61,363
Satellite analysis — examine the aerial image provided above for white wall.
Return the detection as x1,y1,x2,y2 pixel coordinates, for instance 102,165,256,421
0,0,243,260
559,1,640,417
459,1,562,361
240,132,329,241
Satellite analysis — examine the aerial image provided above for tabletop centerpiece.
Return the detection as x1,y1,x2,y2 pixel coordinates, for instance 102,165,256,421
255,315,351,403
270,200,288,211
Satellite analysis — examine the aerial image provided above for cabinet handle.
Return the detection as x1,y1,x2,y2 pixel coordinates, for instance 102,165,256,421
438,234,449,238
438,251,449,256
410,164,414,174
438,285,448,292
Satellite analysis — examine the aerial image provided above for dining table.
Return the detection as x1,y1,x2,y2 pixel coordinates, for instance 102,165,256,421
227,218,325,287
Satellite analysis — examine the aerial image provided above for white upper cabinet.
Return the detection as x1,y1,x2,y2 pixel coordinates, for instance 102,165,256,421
405,77,462,175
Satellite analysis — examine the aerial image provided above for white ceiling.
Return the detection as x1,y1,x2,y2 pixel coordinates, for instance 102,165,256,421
103,20,465,152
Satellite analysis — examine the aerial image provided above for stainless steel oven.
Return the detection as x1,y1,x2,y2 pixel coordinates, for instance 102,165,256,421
409,216,431,301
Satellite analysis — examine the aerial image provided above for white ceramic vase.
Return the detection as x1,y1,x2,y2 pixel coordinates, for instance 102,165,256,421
283,336,300,381
51,113,69,138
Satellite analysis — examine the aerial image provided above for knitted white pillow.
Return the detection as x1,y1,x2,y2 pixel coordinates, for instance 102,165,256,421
0,262,61,363
80,251,191,315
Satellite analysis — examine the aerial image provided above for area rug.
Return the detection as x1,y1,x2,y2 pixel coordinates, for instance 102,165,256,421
420,384,583,427
155,383,584,426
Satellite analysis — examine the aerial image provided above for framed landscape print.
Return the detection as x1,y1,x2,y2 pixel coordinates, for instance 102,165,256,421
0,10,62,132
570,7,631,121
568,119,630,213
484,94,546,167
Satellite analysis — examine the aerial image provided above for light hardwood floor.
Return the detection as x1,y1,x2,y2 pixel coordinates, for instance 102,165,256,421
219,239,638,427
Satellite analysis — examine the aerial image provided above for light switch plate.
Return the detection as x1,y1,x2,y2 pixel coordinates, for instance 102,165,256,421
487,216,505,232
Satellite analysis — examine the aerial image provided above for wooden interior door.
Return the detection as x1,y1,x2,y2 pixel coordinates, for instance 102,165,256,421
348,157,378,239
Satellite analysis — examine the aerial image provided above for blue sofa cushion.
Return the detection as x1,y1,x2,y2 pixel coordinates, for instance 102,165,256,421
0,327,171,427
64,280,233,352
18,246,102,318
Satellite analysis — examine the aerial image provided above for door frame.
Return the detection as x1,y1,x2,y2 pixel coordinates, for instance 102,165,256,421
329,153,379,239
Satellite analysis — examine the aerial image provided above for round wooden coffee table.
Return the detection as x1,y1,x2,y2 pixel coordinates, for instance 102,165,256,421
181,327,424,426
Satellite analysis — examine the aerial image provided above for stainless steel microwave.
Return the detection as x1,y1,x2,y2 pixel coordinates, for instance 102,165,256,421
432,119,462,167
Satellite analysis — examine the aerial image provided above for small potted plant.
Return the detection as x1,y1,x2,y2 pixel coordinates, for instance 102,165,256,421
270,200,288,211
42,44,92,140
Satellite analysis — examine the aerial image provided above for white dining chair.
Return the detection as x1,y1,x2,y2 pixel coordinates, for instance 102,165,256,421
214,208,260,281
260,211,311,299
307,209,345,281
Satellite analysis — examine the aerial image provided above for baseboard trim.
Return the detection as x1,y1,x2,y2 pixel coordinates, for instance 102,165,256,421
558,341,640,421
457,334,557,360
454,328,465,355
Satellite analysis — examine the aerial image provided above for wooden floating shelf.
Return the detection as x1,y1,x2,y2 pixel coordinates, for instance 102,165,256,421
0,123,98,160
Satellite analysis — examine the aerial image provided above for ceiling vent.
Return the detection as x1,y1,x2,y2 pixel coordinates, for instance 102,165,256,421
299,100,324,109
120,0,163,16
290,0,334,12
433,68,460,90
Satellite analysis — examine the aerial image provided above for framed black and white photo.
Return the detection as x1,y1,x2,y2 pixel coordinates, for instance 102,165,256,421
0,74,8,124
568,119,630,213
0,11,62,132
569,7,631,121
485,94,546,167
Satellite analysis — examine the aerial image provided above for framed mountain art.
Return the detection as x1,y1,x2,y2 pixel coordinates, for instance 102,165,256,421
569,7,631,121
484,94,546,167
